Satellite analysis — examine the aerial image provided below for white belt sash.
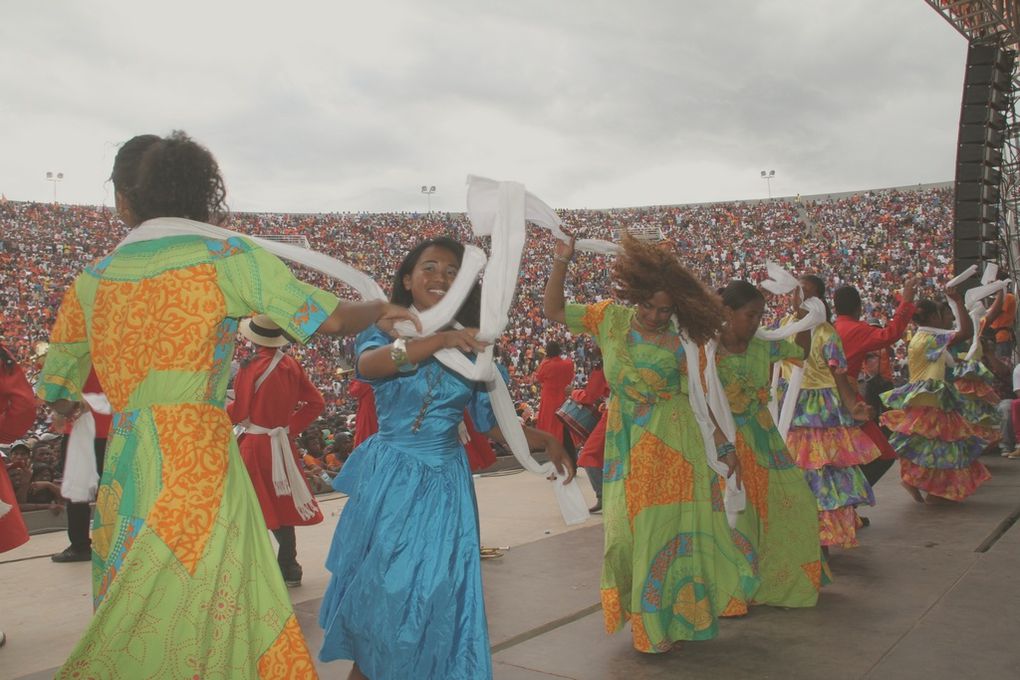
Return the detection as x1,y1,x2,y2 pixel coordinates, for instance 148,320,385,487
236,348,318,520
242,422,317,521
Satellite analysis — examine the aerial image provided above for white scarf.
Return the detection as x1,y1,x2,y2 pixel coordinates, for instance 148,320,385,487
116,178,600,526
753,261,827,440
61,392,111,503
685,335,744,527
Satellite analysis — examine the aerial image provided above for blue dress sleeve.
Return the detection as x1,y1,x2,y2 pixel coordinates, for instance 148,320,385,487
353,326,393,383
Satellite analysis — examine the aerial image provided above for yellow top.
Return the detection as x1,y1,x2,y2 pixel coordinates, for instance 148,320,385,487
907,330,952,383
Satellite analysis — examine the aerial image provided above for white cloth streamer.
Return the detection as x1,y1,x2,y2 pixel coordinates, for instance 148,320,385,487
681,333,744,527
759,260,802,296
119,218,487,338
61,392,111,503
755,296,827,439
947,264,978,289
115,178,588,526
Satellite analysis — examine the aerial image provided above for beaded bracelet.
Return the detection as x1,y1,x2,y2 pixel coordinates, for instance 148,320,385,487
716,441,736,458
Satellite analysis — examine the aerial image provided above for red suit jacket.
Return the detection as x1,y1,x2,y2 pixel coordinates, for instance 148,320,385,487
833,300,915,460
228,347,325,529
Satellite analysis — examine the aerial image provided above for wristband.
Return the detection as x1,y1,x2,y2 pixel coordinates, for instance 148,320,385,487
389,338,416,372
716,441,736,458
553,254,571,265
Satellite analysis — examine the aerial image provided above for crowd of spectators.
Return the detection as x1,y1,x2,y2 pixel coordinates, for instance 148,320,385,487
0,185,956,434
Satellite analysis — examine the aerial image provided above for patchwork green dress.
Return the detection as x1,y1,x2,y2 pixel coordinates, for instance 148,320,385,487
716,337,825,608
38,234,336,679
566,301,758,652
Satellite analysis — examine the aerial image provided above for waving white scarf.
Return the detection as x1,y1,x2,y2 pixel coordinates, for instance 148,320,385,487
752,261,827,440
115,177,595,525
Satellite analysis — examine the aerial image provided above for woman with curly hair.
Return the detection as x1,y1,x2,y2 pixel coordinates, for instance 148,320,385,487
544,233,757,653
36,131,415,678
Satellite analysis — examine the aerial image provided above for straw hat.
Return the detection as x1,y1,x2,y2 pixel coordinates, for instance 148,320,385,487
239,314,289,348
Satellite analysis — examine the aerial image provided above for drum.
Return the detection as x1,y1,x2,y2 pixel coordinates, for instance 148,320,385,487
556,398,599,441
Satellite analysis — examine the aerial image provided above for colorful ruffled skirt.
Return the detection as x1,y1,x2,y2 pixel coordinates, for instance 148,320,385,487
951,360,1003,442
786,387,881,548
881,380,991,501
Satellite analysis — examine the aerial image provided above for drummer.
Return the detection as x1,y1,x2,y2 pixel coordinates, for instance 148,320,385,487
531,340,576,459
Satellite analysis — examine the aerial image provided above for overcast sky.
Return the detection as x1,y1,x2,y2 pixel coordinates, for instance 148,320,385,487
0,1,965,213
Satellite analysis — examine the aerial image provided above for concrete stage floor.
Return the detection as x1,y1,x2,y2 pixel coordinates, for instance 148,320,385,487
2,454,1018,679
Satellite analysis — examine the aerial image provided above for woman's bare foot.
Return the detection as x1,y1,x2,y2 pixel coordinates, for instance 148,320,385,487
901,481,925,504
348,663,369,680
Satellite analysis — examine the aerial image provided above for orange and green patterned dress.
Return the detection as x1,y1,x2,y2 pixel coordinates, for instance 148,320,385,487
566,301,758,652
38,234,337,679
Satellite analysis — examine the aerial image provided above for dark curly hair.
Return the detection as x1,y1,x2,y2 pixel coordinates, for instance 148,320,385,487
114,130,229,225
390,236,481,328
720,280,764,311
612,232,722,344
913,299,941,325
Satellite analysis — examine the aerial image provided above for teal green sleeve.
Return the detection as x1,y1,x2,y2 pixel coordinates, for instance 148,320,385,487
217,240,340,345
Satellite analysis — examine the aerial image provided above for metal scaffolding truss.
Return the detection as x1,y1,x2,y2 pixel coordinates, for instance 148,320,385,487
923,1,1020,51
925,0,1020,275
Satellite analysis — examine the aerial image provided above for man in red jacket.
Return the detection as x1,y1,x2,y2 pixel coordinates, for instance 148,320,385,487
52,368,112,562
832,276,918,490
1,342,34,647
228,315,325,587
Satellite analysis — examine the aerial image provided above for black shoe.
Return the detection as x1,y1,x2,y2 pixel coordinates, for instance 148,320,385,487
51,547,91,563
280,561,303,587
859,516,871,528
589,502,602,514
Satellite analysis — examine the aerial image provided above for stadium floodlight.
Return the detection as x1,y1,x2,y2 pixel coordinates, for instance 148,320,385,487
421,184,437,212
760,169,776,199
45,171,64,203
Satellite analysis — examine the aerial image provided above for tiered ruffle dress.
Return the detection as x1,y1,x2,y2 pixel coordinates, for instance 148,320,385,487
882,330,992,501
785,323,881,548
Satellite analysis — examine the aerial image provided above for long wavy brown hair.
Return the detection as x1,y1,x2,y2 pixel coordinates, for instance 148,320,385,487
612,232,723,344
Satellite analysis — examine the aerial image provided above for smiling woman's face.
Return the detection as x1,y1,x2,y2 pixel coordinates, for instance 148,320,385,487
402,245,460,311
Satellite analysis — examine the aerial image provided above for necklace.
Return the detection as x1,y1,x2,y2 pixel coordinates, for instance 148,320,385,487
411,365,444,433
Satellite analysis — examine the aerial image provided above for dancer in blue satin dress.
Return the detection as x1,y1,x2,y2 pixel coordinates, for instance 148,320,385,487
319,237,575,680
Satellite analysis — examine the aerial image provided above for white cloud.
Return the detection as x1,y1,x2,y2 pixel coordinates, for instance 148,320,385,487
0,0,968,212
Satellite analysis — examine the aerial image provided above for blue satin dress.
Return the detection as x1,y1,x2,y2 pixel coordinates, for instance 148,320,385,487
318,326,496,679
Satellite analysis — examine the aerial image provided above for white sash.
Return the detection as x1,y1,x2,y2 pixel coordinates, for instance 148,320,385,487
756,296,826,440
682,333,744,527
61,392,111,503
243,422,318,521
